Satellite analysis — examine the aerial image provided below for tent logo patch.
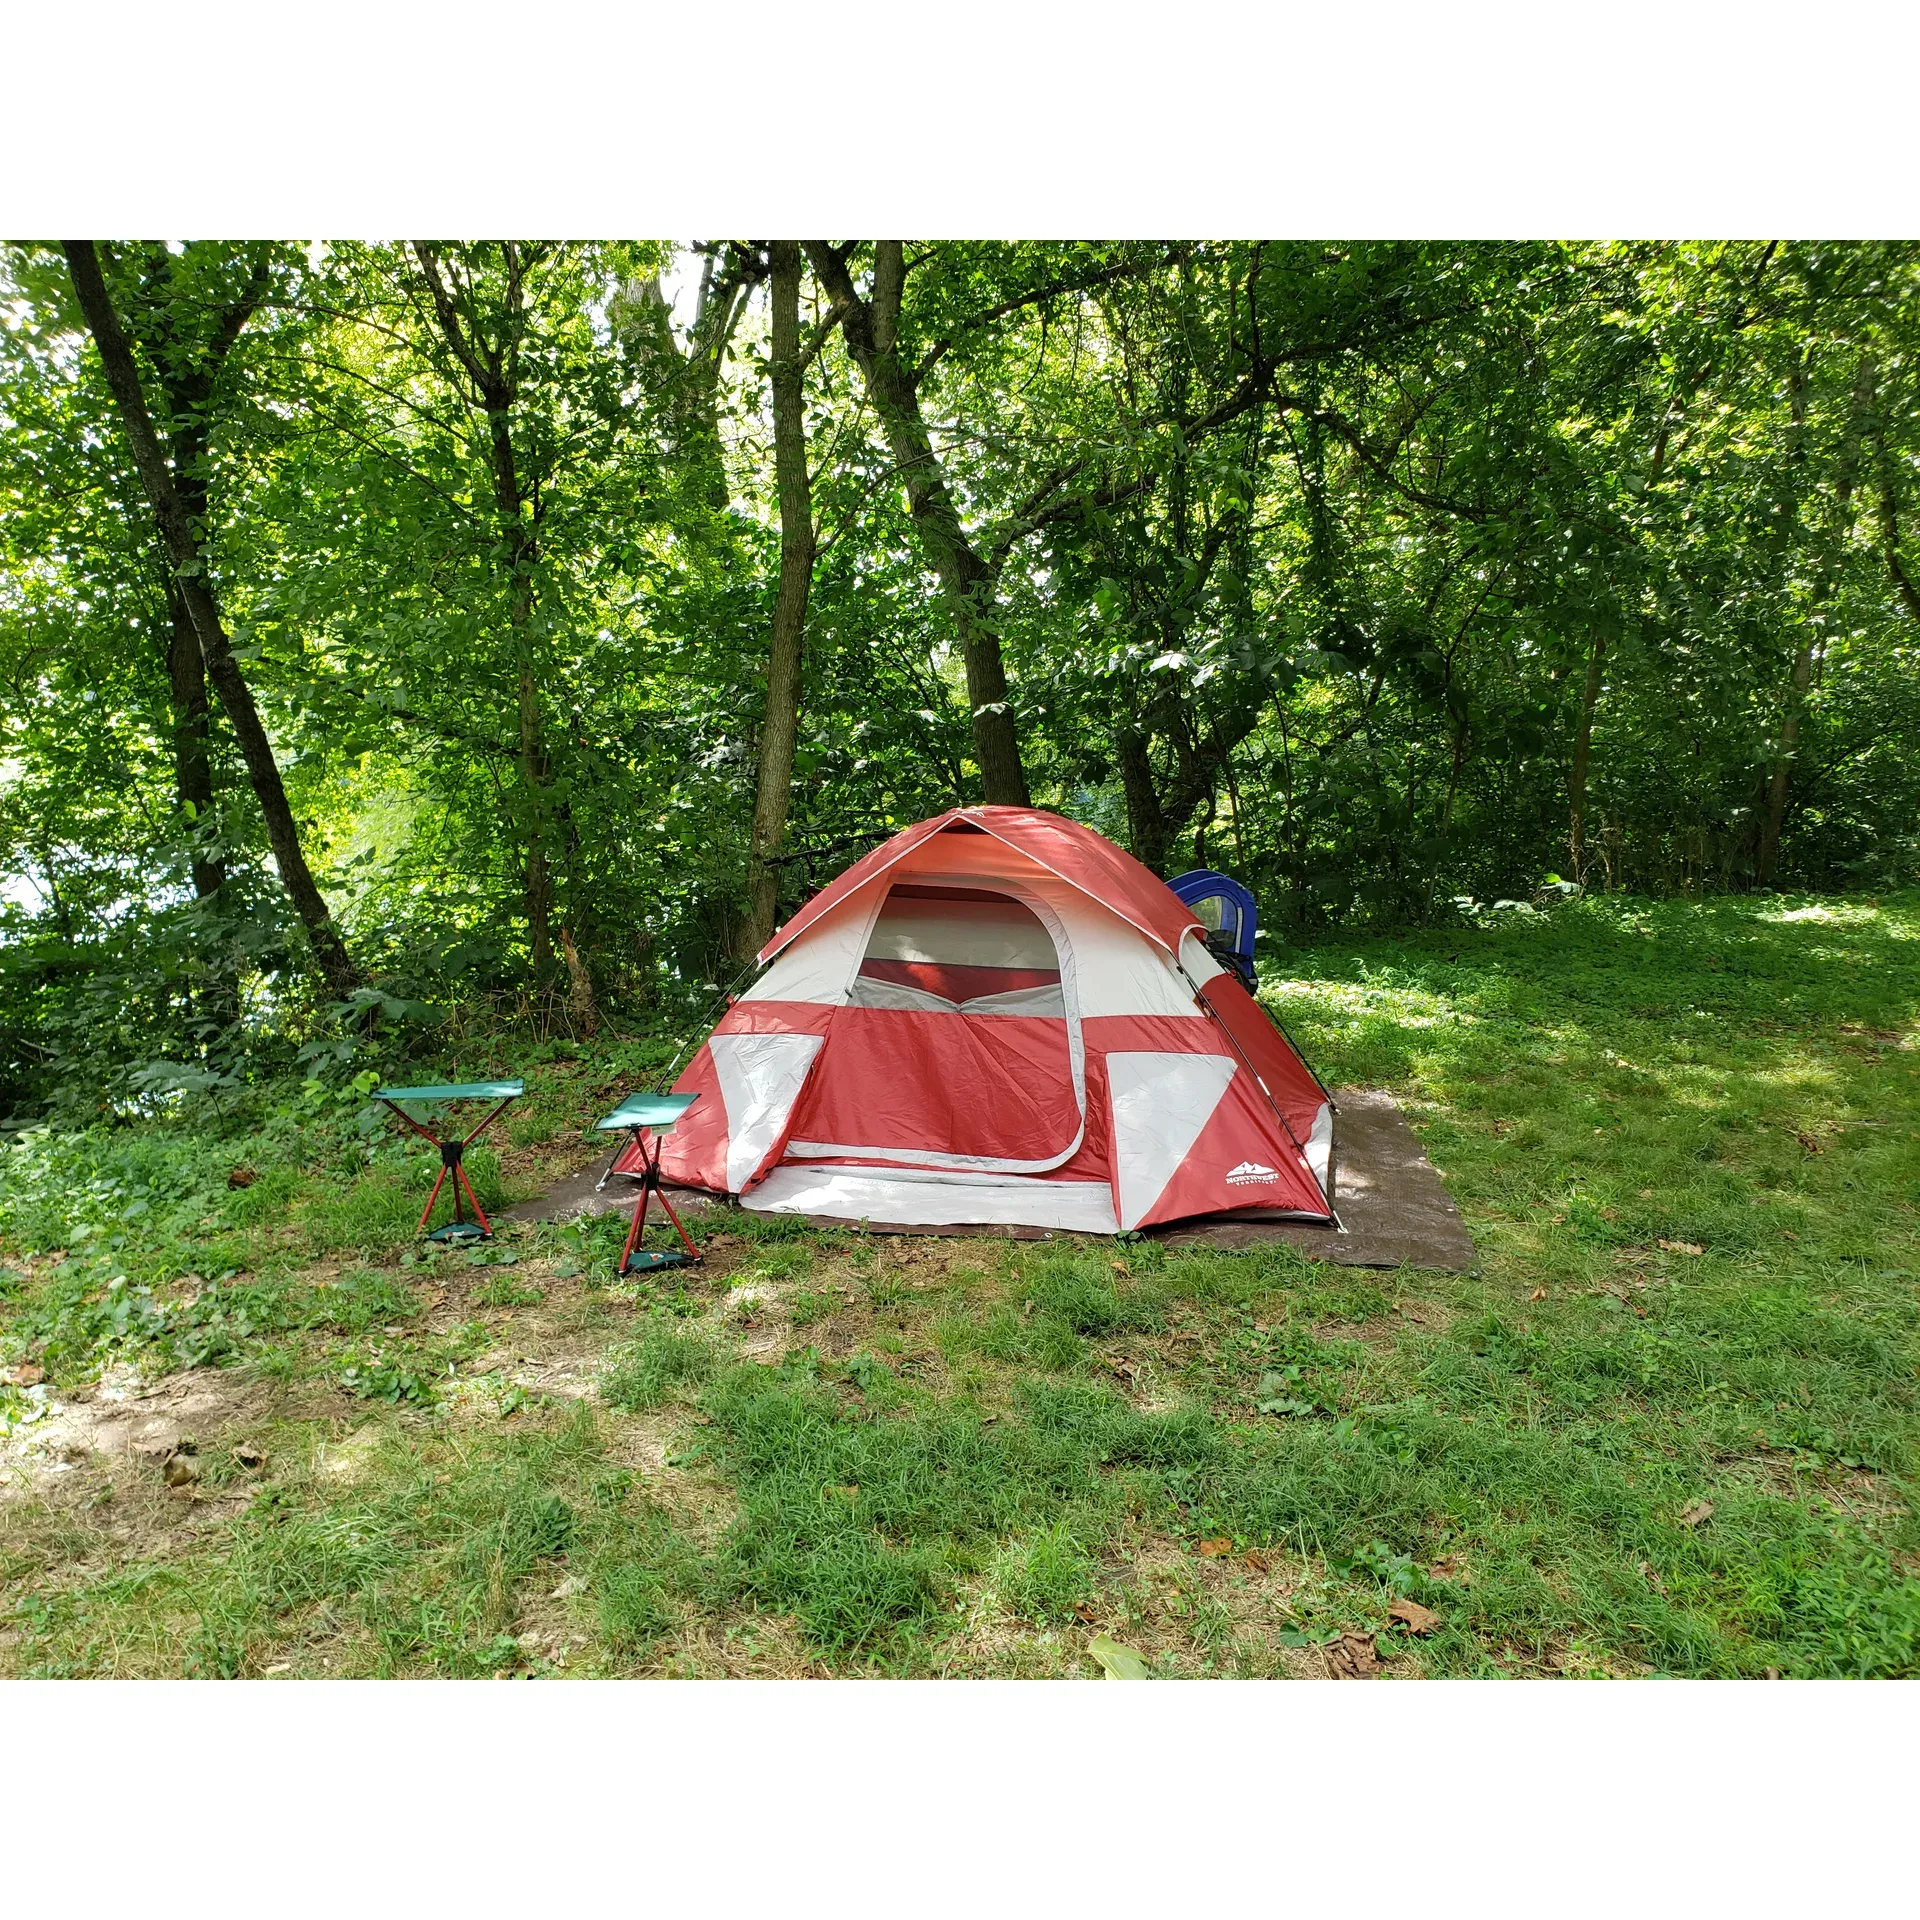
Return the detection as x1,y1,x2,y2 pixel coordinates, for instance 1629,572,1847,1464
1225,1160,1279,1186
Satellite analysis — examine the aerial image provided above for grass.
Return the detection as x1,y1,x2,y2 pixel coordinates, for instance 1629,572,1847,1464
2,890,1916,1678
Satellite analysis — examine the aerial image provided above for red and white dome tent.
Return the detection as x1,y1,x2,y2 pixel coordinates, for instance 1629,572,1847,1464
615,807,1341,1236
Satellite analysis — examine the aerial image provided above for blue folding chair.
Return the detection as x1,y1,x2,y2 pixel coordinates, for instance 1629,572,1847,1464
1168,869,1258,990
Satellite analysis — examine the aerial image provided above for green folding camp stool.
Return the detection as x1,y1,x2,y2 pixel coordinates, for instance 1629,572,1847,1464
375,1080,524,1243
595,1092,703,1276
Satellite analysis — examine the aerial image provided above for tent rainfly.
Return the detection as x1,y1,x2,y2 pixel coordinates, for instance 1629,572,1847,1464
616,807,1338,1235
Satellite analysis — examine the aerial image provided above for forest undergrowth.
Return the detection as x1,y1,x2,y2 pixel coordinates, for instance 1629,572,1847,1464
2,892,1916,1679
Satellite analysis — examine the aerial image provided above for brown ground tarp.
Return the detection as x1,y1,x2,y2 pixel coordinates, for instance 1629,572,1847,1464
506,1086,1475,1274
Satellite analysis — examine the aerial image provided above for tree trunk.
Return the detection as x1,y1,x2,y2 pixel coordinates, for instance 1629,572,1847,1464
63,240,358,995
1117,727,1170,876
488,337,554,985
1757,640,1814,884
1874,423,1920,627
516,626,554,983
740,242,817,957
1119,672,1261,879
1761,353,1875,881
1567,630,1607,882
165,581,225,901
559,928,599,1039
804,242,1030,806
138,243,255,913
410,242,590,1014
1760,358,1815,883
613,247,758,513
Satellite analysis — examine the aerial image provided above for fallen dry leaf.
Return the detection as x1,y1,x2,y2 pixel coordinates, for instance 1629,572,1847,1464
233,1442,265,1470
1325,1631,1382,1679
1678,1498,1714,1528
1197,1538,1234,1557
1658,1239,1706,1257
1387,1597,1441,1636
1090,1635,1154,1680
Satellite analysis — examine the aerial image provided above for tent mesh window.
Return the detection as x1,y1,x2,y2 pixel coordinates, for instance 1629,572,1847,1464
1192,892,1238,939
850,885,1064,1016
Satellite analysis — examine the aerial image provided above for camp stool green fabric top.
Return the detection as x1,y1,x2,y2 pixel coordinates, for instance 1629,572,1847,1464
375,1081,526,1103
594,1092,697,1132
374,1080,525,1241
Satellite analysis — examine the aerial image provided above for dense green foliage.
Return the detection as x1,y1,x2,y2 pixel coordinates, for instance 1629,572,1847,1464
2,240,1918,1118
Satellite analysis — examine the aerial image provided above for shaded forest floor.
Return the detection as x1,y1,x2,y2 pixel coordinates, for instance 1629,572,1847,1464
3,892,1917,1679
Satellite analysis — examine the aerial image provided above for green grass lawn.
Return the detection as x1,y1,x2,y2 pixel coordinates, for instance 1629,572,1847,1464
2,891,1916,1678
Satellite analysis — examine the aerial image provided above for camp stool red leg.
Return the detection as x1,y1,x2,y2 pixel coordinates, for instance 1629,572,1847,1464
652,1182,702,1262
455,1161,494,1237
616,1128,702,1274
616,1188,652,1274
384,1101,456,1233
384,1096,499,1240
616,1134,656,1274
445,1097,513,1240
416,1165,450,1233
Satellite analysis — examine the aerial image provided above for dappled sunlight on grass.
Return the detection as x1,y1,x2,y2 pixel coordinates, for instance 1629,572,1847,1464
3,892,1917,1678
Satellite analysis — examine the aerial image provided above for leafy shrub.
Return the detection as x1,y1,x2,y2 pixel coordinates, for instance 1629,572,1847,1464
1775,1551,1920,1677
339,1360,436,1405
309,1269,419,1334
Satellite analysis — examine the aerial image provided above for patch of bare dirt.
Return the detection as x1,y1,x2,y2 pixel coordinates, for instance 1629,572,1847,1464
933,1529,1338,1679
2,1360,343,1511
1717,1447,1908,1523
631,1612,818,1678
1313,1318,1408,1351
600,1408,739,1547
